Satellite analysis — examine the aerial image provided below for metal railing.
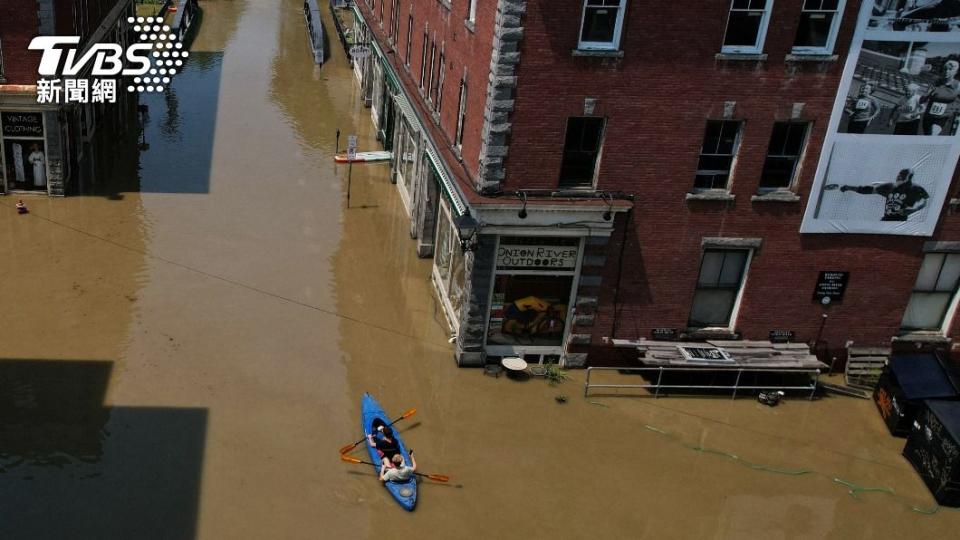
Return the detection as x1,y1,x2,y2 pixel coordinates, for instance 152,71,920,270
584,366,821,399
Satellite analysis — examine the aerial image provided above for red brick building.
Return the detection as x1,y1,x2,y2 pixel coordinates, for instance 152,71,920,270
348,0,960,368
0,0,136,195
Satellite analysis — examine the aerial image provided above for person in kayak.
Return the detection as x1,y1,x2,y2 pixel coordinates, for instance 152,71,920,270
367,421,401,466
380,451,417,483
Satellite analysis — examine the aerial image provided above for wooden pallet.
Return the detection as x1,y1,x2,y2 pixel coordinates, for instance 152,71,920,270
845,343,889,389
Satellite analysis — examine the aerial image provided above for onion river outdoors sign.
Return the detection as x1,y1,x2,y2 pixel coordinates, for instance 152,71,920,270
495,243,578,271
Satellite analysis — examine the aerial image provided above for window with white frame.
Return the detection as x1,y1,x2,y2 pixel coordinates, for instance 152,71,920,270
901,252,960,331
455,77,467,149
579,0,626,50
759,121,809,191
722,0,773,54
405,15,413,66
793,0,844,54
420,27,428,88
433,201,468,330
437,49,446,112
689,249,752,328
468,0,477,23
694,120,742,191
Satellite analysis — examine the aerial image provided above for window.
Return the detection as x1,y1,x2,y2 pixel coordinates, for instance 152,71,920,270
578,0,626,50
759,121,809,190
433,201,468,330
405,15,413,66
379,0,384,25
468,0,477,23
722,0,773,54
694,120,742,190
437,50,446,112
793,0,843,54
0,38,4,80
420,28,428,88
428,40,437,101
559,117,605,189
456,77,467,149
689,249,751,328
390,0,400,40
902,253,960,331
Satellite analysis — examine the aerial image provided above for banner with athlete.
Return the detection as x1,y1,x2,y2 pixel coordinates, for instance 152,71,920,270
801,1,960,236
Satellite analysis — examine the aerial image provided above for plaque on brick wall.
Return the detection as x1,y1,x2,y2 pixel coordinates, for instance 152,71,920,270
651,328,677,341
813,271,849,304
769,330,794,343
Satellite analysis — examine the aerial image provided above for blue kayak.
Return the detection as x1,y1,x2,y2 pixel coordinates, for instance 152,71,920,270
361,393,417,511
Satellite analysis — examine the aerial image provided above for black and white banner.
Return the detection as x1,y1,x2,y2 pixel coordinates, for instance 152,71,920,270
801,1,960,235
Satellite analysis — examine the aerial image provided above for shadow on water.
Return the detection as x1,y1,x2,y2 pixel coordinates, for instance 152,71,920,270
135,51,225,194
0,359,206,540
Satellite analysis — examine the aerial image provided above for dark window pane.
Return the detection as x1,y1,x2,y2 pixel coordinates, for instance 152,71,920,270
581,7,618,43
724,12,762,47
694,173,729,190
760,157,796,188
718,251,748,287
560,117,604,188
822,0,839,10
784,123,808,154
715,121,739,154
794,12,833,48
702,121,723,153
689,290,737,327
697,155,733,173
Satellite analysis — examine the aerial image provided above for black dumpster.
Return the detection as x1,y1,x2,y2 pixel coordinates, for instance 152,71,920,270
903,400,960,507
873,353,960,437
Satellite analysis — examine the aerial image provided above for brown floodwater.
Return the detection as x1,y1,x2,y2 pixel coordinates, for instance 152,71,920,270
2,1,960,538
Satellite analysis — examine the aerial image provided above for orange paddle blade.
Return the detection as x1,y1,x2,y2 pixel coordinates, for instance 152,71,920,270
340,455,363,464
339,442,359,454
425,474,449,482
401,408,416,419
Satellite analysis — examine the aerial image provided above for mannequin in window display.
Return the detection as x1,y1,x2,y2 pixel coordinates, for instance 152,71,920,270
921,59,960,135
28,144,46,187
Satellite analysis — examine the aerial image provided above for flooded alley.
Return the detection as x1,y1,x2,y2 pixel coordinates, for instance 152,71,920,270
2,1,960,538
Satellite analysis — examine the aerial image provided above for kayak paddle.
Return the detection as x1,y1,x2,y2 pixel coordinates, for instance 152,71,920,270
339,454,449,482
339,407,416,455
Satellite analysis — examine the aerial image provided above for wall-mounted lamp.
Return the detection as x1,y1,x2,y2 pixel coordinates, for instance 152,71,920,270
454,211,480,252
517,191,528,219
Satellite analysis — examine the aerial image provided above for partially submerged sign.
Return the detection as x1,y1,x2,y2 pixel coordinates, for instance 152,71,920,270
349,44,372,59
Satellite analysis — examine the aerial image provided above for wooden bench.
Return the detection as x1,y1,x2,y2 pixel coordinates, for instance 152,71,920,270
845,343,890,389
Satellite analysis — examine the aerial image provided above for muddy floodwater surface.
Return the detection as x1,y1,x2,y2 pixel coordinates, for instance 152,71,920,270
2,1,960,538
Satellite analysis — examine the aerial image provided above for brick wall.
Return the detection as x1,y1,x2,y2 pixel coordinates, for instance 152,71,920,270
507,1,960,361
358,0,497,185
0,0,126,84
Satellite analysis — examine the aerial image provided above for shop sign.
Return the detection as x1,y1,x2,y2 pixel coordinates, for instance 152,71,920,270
496,243,578,270
349,45,372,59
1,113,44,137
813,271,849,304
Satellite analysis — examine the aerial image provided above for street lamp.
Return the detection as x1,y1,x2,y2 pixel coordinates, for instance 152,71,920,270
454,211,480,252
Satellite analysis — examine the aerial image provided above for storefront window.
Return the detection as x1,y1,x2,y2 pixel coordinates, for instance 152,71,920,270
486,237,581,347
432,200,464,329
1,112,48,192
